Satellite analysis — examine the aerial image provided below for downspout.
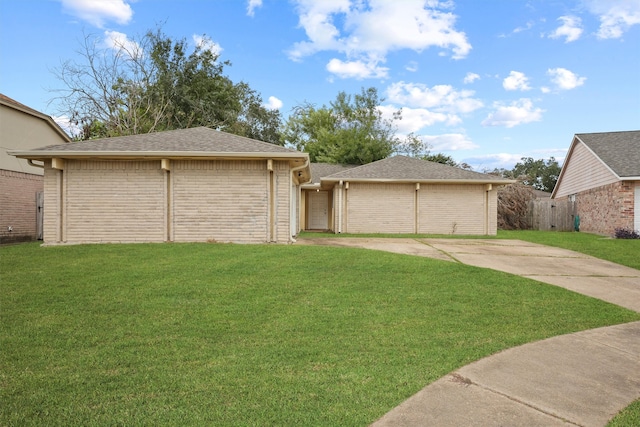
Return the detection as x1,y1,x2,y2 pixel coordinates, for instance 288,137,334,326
289,158,310,243
337,180,343,234
28,159,44,169
485,184,492,235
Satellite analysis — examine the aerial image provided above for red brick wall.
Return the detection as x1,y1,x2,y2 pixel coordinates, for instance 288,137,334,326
0,169,43,243
575,181,636,235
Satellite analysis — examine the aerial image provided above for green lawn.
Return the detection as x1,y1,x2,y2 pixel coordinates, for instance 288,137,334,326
2,240,639,426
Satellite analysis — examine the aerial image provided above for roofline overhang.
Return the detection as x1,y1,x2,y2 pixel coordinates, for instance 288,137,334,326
620,176,640,181
319,178,516,185
9,150,309,163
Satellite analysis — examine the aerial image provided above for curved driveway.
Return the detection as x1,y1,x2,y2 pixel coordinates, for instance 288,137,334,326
295,237,640,426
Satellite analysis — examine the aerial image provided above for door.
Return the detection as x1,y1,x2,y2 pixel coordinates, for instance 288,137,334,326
308,191,328,230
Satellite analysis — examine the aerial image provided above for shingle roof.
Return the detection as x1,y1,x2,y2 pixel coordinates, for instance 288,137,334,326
322,155,511,183
28,126,298,154
576,130,640,177
309,163,357,184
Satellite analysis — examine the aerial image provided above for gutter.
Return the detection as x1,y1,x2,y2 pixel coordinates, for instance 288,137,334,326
8,150,309,161
27,159,45,169
289,156,311,243
321,178,516,185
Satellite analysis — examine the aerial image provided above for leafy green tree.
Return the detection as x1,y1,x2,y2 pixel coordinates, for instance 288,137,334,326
52,29,282,143
282,87,400,164
512,157,561,192
490,157,561,192
399,132,464,168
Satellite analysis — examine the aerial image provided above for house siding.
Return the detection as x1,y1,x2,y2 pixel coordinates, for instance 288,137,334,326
554,141,618,198
41,159,293,244
0,170,43,243
418,184,491,235
173,160,276,243
344,183,415,233
64,160,165,243
334,182,498,235
571,180,637,235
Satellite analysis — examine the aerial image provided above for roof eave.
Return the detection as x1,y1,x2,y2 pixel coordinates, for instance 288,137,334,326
9,150,309,163
320,177,515,185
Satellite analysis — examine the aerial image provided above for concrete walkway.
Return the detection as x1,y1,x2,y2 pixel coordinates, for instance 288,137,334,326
295,237,640,426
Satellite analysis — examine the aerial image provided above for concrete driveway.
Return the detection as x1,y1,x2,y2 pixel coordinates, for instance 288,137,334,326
295,237,640,426
296,237,640,312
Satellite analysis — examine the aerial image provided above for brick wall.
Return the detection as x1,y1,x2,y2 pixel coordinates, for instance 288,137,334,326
418,184,488,235
42,159,293,244
0,169,43,243
335,182,498,235
575,181,636,235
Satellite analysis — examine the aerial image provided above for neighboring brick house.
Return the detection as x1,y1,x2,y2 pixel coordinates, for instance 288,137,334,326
0,94,70,243
301,156,513,235
10,127,311,244
552,130,640,235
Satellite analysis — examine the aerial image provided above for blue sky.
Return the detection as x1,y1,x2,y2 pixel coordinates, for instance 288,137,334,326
1,0,638,170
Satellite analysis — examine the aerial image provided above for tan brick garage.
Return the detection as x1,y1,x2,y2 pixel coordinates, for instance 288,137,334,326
303,156,510,236
12,127,310,244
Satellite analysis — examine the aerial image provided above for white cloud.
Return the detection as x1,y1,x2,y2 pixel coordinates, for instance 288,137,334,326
104,30,141,59
503,71,531,91
463,72,480,84
547,67,586,90
482,98,544,128
193,35,223,57
462,153,524,171
405,61,419,72
549,15,583,42
583,0,640,39
421,133,478,151
513,21,534,34
53,115,80,137
386,81,483,113
288,0,471,79
326,58,389,79
380,105,459,133
247,0,262,17
60,0,133,28
264,96,283,110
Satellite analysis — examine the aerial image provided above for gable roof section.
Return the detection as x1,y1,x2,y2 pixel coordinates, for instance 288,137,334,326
10,126,310,183
575,130,640,178
11,126,299,157
321,155,513,184
0,93,71,142
307,163,358,186
551,130,640,198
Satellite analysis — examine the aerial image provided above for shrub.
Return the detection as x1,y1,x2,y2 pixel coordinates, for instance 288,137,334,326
614,228,640,239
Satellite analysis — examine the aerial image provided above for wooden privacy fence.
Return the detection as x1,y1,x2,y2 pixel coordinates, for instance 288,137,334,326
528,198,575,231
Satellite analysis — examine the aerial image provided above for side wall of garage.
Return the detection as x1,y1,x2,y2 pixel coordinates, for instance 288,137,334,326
344,183,415,233
418,184,490,235
332,182,498,235
43,159,293,244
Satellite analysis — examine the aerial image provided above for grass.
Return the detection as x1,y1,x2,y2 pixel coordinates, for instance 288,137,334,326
2,241,639,426
608,399,640,427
